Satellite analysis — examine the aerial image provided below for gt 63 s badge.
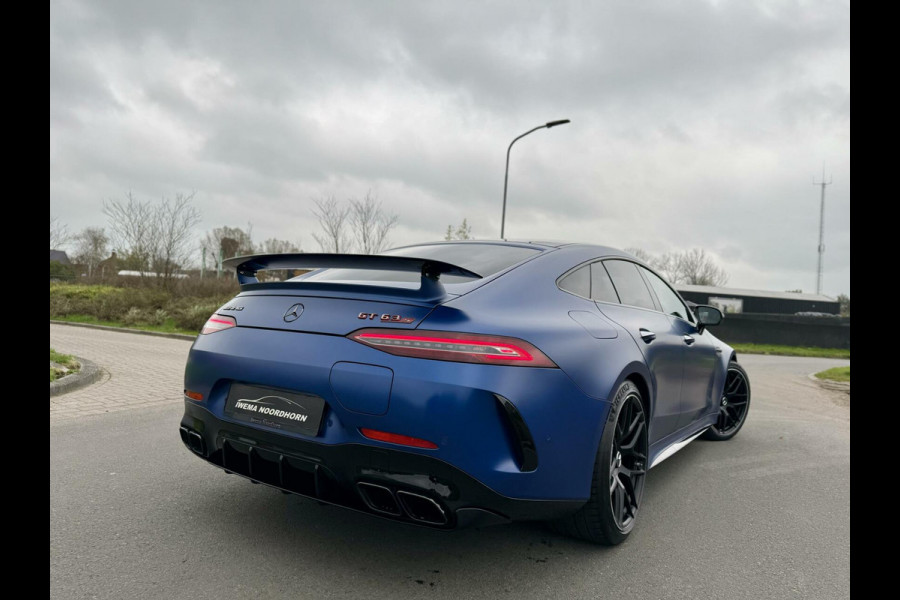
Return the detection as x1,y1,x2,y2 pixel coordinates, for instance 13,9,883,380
358,312,416,324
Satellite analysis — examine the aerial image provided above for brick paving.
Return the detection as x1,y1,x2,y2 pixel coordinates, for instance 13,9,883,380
49,324,193,421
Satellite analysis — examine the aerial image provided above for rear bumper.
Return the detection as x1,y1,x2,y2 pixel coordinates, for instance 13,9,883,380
180,401,584,529
184,327,612,501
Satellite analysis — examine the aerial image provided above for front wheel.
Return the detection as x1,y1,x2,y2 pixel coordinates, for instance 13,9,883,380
702,362,751,441
550,380,648,545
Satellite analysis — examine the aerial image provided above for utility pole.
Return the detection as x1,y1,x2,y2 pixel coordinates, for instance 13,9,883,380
201,246,206,279
813,168,832,295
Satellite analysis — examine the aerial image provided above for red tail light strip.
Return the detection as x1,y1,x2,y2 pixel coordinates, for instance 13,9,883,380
348,329,557,367
200,314,237,335
360,428,438,449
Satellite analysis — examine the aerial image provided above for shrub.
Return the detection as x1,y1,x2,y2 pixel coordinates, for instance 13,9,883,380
120,307,146,326
50,261,75,281
49,280,232,331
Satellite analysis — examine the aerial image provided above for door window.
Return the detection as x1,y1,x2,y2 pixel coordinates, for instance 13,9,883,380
640,267,694,323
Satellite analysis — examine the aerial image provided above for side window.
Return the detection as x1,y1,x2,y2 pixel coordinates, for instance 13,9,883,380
641,267,694,323
603,260,656,310
558,265,590,298
590,262,619,303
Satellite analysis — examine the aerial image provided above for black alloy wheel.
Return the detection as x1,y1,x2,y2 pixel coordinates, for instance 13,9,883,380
609,393,648,531
549,380,648,545
702,362,751,441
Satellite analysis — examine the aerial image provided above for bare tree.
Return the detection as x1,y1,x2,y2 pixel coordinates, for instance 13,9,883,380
653,252,683,284
50,215,71,250
103,192,156,276
72,227,109,276
676,248,728,286
152,192,201,282
445,218,473,240
260,238,301,254
348,192,398,254
105,192,201,285
837,293,850,316
623,247,728,286
624,247,653,262
203,225,255,261
312,196,351,253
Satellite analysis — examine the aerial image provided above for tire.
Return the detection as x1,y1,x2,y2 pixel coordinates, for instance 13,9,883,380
701,361,751,441
549,380,648,545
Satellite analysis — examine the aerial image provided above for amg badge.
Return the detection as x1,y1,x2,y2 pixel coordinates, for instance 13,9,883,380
358,312,416,324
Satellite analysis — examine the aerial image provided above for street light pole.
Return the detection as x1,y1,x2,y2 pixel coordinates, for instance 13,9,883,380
500,119,570,240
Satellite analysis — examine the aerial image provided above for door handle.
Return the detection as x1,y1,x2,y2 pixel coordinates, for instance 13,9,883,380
683,335,695,345
639,328,656,343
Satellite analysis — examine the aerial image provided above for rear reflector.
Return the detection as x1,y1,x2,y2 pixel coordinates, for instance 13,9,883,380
184,390,204,401
348,329,557,367
200,314,236,335
360,428,439,449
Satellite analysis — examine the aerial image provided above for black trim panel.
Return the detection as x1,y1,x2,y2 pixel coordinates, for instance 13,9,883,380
181,402,584,529
493,394,539,472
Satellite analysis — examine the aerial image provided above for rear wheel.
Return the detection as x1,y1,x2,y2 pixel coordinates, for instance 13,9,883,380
702,362,751,441
550,380,648,545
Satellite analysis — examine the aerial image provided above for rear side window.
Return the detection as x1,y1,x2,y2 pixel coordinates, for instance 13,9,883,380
299,243,540,285
604,260,656,310
590,263,619,303
558,265,590,297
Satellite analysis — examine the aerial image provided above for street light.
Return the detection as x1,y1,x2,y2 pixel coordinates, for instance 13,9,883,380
500,119,571,240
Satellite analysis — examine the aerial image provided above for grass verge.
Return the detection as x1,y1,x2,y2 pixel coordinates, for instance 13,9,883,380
50,348,80,382
731,343,850,359
52,314,197,337
814,366,850,382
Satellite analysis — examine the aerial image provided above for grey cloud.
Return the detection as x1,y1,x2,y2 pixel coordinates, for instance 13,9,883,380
50,0,850,296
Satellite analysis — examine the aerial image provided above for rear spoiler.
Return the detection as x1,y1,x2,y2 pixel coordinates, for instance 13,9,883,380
223,253,483,301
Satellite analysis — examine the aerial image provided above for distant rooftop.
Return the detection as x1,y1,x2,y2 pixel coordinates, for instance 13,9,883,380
675,284,835,303
50,250,70,265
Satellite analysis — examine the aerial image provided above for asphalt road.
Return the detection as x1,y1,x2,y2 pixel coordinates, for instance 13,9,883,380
50,325,850,599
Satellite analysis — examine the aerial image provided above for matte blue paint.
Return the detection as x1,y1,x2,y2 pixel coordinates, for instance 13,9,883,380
330,362,394,416
568,310,619,339
183,241,734,504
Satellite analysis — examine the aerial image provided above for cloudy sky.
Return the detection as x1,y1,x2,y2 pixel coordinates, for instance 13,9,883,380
50,0,850,297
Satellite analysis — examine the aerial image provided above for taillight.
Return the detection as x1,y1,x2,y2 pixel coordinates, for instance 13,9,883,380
200,314,236,335
360,428,439,449
348,329,557,367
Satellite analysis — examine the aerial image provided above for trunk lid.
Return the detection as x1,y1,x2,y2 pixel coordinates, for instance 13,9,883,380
222,293,435,335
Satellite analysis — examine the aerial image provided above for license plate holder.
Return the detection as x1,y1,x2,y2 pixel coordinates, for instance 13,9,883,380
224,383,325,437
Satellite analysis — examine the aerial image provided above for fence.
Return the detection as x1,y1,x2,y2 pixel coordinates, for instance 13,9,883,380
712,313,850,349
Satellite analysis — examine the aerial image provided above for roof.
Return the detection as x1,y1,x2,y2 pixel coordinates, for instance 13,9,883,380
675,284,836,303
50,250,70,264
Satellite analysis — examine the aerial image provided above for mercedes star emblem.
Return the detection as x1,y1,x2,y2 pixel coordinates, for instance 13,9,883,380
283,303,304,322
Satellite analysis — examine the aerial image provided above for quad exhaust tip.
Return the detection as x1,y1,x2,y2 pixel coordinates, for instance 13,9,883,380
396,490,448,525
180,426,207,456
357,482,402,516
356,482,448,525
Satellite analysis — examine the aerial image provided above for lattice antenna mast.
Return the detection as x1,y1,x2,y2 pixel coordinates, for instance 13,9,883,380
813,167,832,295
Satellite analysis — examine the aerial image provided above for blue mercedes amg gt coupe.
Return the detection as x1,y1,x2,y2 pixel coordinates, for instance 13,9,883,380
180,241,750,544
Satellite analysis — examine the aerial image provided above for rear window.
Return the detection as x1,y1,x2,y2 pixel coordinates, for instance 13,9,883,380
296,243,540,285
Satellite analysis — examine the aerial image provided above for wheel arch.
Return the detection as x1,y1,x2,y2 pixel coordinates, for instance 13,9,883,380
607,360,653,424
625,371,652,422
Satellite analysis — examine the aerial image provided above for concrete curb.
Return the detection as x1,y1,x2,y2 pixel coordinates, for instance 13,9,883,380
808,372,850,394
50,356,104,397
50,320,196,342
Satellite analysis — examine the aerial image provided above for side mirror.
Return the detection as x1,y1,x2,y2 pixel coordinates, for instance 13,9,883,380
695,305,723,332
